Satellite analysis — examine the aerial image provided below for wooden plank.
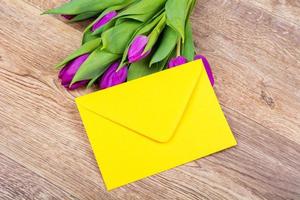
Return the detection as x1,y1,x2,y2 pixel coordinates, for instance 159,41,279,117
192,0,300,143
0,0,299,199
247,0,300,25
0,153,76,200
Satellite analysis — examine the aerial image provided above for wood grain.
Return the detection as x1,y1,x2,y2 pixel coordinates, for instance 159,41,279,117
0,0,299,199
0,153,76,200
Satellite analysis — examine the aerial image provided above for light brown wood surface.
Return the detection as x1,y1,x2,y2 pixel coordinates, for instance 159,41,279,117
0,0,299,199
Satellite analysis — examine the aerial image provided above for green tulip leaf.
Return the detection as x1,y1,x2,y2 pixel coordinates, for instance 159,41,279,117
68,11,98,22
187,0,197,18
71,48,119,84
182,20,195,61
82,30,99,44
136,11,164,35
150,26,178,66
152,46,176,70
43,0,127,15
118,12,159,23
87,75,101,88
118,0,166,22
102,20,141,54
55,38,102,69
165,0,192,41
143,14,166,53
127,57,163,81
118,44,131,70
119,14,148,22
151,56,169,71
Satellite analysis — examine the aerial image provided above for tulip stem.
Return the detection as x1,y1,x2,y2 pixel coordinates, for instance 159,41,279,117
176,39,181,57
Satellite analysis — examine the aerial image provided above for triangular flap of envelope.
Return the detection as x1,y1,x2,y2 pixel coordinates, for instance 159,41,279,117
76,60,204,143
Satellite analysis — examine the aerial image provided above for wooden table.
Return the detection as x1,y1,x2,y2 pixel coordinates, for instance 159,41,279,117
0,0,299,199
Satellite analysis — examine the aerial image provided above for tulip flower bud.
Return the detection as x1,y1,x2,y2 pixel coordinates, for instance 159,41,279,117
99,62,128,89
61,14,76,20
128,35,151,63
194,54,214,86
92,11,118,32
59,54,89,90
68,80,89,90
168,56,188,68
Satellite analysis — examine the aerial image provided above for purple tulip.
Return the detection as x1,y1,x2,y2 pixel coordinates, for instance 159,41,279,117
99,61,128,89
59,54,89,90
168,56,188,68
66,80,89,90
92,11,118,32
194,54,214,86
128,35,151,63
61,14,76,20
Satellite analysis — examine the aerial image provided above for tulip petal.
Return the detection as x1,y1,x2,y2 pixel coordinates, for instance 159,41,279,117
68,80,89,90
92,11,117,32
55,38,101,69
129,50,151,63
168,56,187,68
58,66,67,79
100,61,128,89
61,14,76,20
194,54,214,86
69,11,99,22
128,35,149,63
60,54,89,86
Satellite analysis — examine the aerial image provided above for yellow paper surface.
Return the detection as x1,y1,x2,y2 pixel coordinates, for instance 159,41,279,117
76,60,237,190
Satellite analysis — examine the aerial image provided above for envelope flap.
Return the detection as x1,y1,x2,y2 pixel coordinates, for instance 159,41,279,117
76,61,204,143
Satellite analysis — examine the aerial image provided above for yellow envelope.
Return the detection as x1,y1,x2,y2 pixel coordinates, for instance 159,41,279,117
75,60,237,190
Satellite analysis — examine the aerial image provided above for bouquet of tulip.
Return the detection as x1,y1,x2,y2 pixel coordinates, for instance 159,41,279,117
44,0,214,90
